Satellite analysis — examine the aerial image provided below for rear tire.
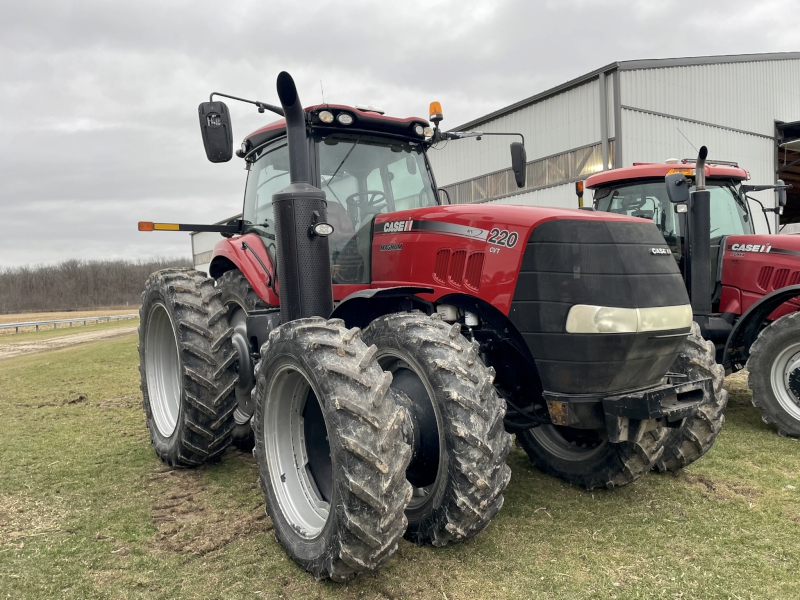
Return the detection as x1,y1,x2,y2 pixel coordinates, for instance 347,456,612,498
748,311,800,437
654,322,727,472
215,269,272,452
252,318,412,581
138,268,238,467
361,312,512,546
517,423,665,490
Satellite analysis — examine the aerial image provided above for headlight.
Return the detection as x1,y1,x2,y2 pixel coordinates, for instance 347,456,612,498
318,110,334,124
423,126,434,138
337,113,354,125
565,304,692,334
311,222,334,237
414,124,424,136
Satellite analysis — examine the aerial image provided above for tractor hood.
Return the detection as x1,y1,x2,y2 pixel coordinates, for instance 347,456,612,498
372,204,691,395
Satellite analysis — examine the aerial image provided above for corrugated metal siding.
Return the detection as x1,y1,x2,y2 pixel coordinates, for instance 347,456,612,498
428,79,602,186
621,59,800,136
620,109,776,233
484,183,579,210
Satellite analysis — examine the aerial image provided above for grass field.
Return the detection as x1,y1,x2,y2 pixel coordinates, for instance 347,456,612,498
1,333,799,599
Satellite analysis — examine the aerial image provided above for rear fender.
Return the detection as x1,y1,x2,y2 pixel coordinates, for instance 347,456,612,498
330,287,434,329
724,284,800,371
209,233,279,306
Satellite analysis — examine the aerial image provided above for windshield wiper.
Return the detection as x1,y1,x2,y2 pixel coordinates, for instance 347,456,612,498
322,136,362,188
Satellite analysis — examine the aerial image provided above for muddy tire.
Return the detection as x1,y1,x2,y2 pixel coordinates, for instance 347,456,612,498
517,424,666,490
654,322,727,472
748,311,800,437
215,269,272,452
252,318,412,581
361,312,512,546
138,268,238,467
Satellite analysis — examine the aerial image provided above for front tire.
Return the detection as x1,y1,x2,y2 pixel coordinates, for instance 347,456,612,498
361,312,512,546
517,423,665,490
748,312,800,437
654,322,727,472
138,268,238,467
253,318,412,581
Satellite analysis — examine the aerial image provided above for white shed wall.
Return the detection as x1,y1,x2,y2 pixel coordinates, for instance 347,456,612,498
429,79,602,186
621,59,800,136
484,183,578,210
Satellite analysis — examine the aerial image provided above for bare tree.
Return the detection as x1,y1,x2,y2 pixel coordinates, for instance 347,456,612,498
0,258,192,313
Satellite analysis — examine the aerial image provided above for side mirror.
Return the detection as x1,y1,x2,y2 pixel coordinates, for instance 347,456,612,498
777,179,788,207
665,172,690,204
510,142,526,188
198,101,233,163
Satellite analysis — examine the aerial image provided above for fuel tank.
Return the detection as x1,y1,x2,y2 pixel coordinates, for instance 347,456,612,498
373,205,691,395
719,233,800,319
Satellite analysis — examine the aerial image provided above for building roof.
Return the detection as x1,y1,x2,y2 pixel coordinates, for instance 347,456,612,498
454,52,800,131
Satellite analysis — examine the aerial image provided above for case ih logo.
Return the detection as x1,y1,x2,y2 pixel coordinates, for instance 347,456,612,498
383,219,413,233
650,247,671,255
729,243,772,253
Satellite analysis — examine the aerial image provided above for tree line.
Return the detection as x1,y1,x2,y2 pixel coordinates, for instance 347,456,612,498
0,258,192,313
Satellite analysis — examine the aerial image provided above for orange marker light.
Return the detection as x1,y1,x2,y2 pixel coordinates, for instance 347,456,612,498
153,223,180,231
138,221,154,231
667,168,694,176
429,101,443,122
575,181,584,194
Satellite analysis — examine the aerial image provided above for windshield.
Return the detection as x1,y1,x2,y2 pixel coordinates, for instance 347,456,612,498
594,179,753,256
241,133,437,286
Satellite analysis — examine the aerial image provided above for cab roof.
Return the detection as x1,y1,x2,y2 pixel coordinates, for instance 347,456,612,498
243,104,429,152
586,162,749,188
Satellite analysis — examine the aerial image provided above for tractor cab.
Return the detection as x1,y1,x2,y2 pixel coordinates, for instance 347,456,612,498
589,162,754,273
240,110,439,285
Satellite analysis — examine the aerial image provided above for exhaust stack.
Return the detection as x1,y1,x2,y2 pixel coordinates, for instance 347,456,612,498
272,72,334,322
688,146,711,316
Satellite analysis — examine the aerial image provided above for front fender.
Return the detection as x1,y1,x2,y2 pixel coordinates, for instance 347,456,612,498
724,284,800,371
209,233,279,306
330,286,434,329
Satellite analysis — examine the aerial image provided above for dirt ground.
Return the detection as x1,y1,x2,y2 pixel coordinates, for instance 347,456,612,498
0,325,138,360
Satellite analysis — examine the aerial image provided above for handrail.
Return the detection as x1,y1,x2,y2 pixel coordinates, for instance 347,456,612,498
0,313,139,334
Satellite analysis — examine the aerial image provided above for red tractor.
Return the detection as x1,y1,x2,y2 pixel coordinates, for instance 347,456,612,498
138,73,719,581
588,151,800,447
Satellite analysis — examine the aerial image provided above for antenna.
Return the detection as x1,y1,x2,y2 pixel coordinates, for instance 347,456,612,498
676,127,698,153
320,80,326,105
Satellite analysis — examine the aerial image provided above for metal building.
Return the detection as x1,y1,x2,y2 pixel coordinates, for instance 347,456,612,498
427,52,800,234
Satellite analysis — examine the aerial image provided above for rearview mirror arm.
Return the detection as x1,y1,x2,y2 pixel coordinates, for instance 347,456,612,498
210,92,285,117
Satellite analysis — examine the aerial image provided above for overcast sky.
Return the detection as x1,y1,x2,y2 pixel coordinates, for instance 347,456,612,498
2,0,798,268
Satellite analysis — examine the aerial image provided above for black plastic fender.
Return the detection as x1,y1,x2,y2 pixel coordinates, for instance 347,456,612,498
724,284,800,371
330,286,434,329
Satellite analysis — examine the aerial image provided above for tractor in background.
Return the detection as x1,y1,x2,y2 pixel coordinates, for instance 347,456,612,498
589,151,800,454
137,72,717,581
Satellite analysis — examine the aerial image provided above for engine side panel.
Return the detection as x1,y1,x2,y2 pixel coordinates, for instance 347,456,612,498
720,234,800,320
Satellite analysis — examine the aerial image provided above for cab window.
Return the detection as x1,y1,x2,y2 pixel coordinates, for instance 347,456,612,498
242,140,290,257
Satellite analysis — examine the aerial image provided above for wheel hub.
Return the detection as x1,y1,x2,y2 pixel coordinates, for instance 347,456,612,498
771,342,800,417
229,307,255,415
390,368,439,488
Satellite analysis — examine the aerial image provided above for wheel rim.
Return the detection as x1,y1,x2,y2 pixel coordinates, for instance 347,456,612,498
527,425,607,461
263,363,331,539
145,303,181,437
376,350,442,511
770,339,800,420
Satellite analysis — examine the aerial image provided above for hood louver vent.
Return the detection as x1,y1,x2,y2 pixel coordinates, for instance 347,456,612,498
464,252,485,290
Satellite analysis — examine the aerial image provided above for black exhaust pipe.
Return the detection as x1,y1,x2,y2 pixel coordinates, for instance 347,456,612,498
688,146,712,316
272,72,333,322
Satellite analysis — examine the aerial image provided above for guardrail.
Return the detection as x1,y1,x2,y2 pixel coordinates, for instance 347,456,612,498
0,314,139,334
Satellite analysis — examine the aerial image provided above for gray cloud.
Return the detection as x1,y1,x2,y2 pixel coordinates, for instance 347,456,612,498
2,0,798,266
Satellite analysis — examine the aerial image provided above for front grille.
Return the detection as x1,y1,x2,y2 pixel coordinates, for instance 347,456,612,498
509,219,690,395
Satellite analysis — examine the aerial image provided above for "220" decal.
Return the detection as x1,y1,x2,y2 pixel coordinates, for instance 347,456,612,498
487,228,518,248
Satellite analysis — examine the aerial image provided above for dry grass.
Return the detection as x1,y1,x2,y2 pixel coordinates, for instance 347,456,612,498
0,335,799,599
